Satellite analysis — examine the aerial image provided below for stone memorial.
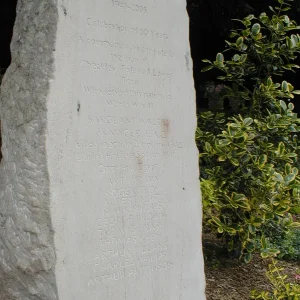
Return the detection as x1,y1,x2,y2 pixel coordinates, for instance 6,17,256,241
0,0,205,299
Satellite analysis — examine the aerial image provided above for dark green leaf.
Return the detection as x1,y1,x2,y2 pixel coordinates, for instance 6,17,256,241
201,65,214,72
219,139,231,146
240,54,248,62
267,77,273,88
236,37,244,46
261,235,267,249
258,154,267,168
232,193,247,202
269,6,276,13
248,224,256,234
244,252,252,263
211,217,223,227
252,218,263,227
282,81,289,92
233,54,240,62
225,226,236,234
276,206,290,215
285,163,292,175
274,173,284,182
216,53,224,63
241,44,248,51
280,100,287,111
288,222,300,228
286,37,293,49
243,117,253,126
205,142,212,153
230,158,240,166
286,153,297,158
251,23,261,35
292,167,298,176
284,173,296,183
278,142,285,155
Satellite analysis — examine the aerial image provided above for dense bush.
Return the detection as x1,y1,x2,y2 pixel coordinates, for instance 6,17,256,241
197,0,300,262
265,222,300,261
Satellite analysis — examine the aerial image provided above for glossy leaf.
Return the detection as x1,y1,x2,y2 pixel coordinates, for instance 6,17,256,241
258,154,268,168
216,53,224,63
201,65,214,72
236,37,244,46
252,23,261,35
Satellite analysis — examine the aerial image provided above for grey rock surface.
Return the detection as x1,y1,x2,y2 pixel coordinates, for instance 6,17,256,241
0,0,59,299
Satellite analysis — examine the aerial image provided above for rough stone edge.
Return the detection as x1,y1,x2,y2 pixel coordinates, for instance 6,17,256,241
0,0,59,299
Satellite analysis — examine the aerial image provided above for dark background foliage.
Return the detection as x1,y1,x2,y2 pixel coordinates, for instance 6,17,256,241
187,0,300,112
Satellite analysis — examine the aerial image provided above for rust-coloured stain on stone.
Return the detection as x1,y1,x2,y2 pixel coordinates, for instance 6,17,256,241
137,156,143,172
161,118,170,137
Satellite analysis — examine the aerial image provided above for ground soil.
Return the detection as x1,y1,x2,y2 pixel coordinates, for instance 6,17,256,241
204,234,300,300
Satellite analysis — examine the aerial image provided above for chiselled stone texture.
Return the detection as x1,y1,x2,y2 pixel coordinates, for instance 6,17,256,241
0,0,59,299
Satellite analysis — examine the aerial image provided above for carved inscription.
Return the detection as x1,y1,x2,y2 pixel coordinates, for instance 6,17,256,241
87,182,174,286
73,2,185,289
79,35,175,58
87,18,168,39
111,0,148,14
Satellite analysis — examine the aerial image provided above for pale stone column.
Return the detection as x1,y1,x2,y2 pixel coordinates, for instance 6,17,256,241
0,1,206,299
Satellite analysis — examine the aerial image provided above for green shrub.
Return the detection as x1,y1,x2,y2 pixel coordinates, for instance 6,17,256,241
266,223,300,261
251,259,300,299
197,0,300,261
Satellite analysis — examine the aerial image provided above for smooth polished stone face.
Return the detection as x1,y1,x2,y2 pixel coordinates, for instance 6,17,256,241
0,0,206,299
